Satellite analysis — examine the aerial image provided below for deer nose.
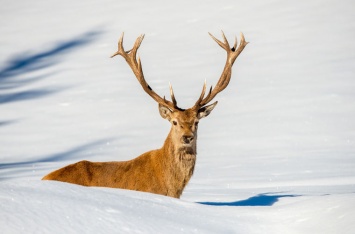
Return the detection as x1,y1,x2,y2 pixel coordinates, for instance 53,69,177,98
182,135,194,144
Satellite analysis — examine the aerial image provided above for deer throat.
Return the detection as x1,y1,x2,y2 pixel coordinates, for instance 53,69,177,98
162,139,197,198
176,146,196,177
165,136,197,177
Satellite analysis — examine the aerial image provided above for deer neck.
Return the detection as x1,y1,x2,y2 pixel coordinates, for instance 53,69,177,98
160,130,197,197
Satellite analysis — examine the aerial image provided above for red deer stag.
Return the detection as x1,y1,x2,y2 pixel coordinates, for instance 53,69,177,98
42,31,248,198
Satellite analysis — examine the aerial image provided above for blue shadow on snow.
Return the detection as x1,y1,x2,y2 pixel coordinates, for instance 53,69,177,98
0,29,102,104
0,138,113,170
0,138,114,181
199,193,300,207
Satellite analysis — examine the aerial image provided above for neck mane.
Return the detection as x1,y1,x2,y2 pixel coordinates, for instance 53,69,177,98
160,131,197,198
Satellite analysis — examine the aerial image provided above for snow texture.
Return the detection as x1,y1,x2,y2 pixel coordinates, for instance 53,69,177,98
1,0,355,233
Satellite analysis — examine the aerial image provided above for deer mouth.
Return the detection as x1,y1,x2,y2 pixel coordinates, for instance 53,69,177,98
181,140,195,147
182,143,193,148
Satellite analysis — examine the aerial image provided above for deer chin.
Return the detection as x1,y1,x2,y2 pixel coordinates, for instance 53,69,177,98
178,145,196,155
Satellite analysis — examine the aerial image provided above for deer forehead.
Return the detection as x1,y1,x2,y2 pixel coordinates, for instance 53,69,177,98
172,109,198,123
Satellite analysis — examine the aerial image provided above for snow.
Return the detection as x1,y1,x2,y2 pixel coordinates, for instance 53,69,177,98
1,0,355,233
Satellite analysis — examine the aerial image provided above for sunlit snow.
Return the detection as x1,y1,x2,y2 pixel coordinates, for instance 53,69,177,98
1,0,355,233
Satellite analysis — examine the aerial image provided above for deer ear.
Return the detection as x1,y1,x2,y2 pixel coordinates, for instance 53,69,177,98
198,101,218,119
159,104,173,120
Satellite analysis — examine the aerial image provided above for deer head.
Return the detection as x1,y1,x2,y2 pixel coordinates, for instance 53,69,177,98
111,32,248,152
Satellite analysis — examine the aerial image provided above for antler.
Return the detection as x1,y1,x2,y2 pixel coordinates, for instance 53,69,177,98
193,31,248,109
111,33,178,111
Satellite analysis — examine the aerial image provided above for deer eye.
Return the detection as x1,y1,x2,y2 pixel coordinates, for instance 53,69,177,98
173,121,177,126
195,122,199,126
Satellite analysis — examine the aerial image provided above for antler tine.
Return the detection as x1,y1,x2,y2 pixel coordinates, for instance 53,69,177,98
194,79,207,106
208,32,225,50
111,33,123,58
111,33,177,110
169,82,178,107
233,35,238,51
131,34,145,60
238,32,248,51
204,86,213,102
194,31,248,109
220,30,230,49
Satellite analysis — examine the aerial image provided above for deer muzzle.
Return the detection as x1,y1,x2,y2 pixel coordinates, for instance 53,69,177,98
182,135,194,144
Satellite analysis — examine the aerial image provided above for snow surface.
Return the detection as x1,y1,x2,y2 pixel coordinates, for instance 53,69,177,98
1,0,355,233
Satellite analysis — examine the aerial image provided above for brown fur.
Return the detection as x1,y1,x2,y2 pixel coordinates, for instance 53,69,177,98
42,106,214,198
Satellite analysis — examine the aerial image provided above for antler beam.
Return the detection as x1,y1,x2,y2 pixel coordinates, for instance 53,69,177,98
193,31,248,109
111,33,178,111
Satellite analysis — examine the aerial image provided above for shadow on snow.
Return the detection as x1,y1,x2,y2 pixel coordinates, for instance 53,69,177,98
0,138,113,181
0,120,18,127
199,193,300,207
0,29,102,104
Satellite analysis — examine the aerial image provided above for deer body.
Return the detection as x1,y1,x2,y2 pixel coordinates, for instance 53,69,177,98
42,31,248,198
42,149,194,198
43,109,201,198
